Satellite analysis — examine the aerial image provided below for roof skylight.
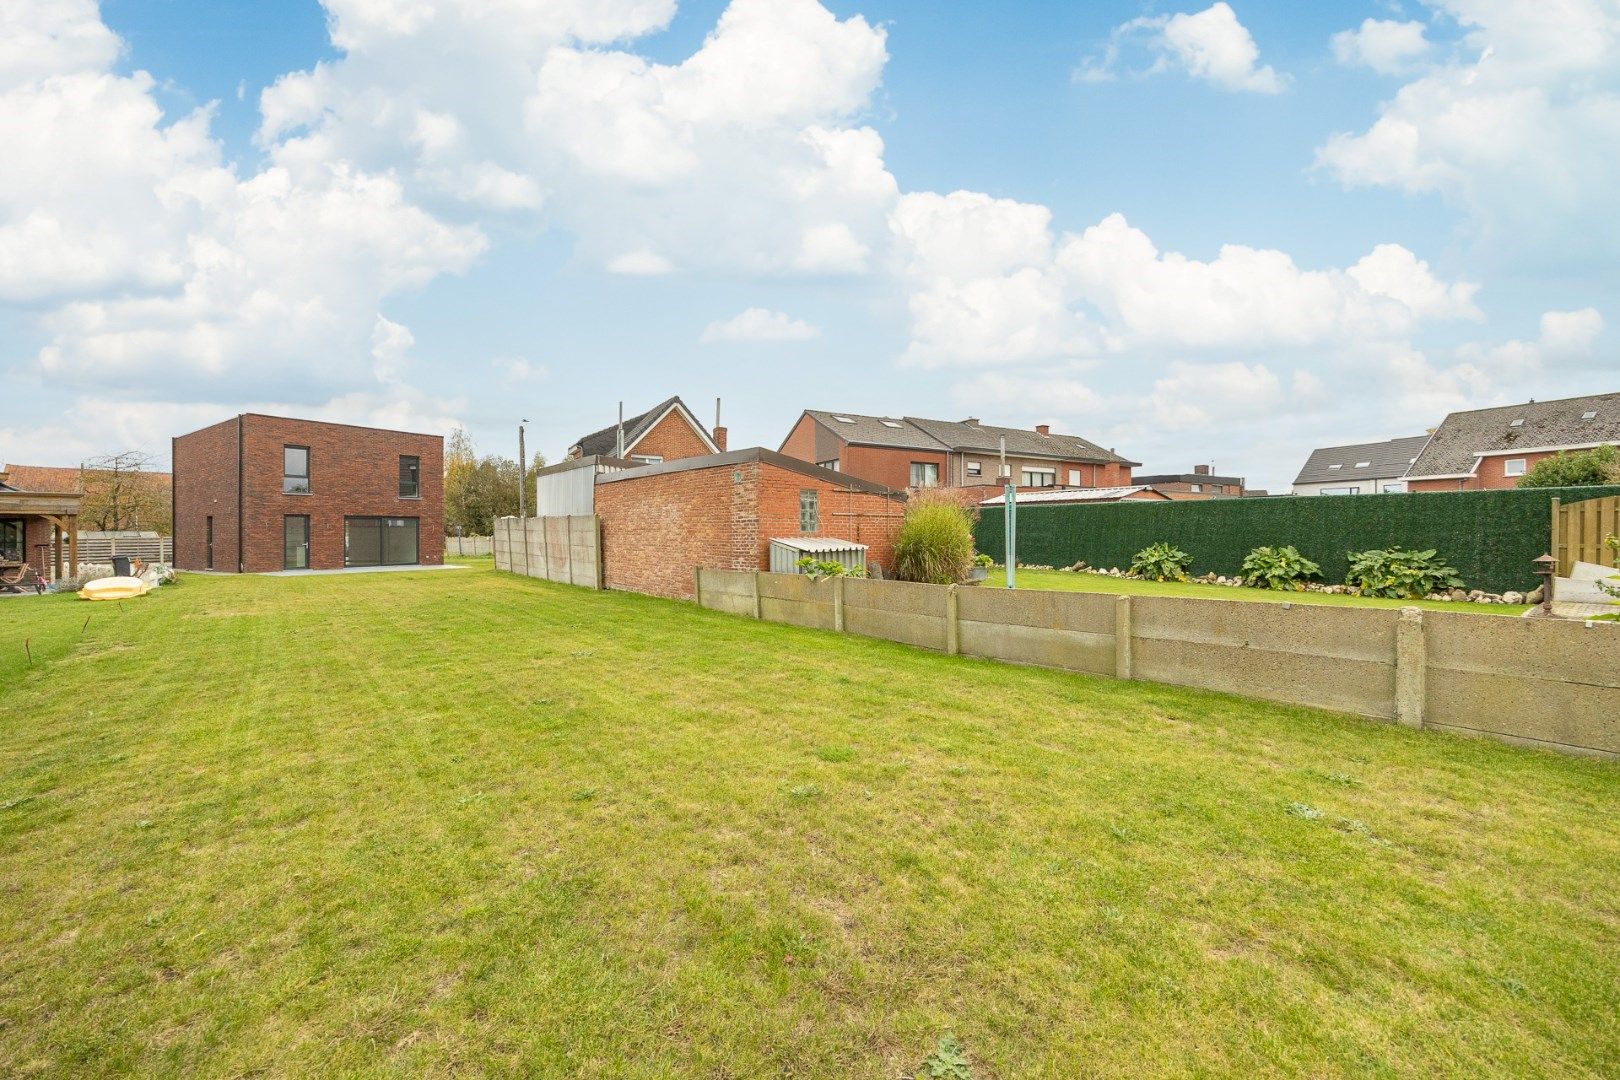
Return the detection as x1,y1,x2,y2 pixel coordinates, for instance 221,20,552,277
1582,410,1598,420
1328,464,1342,470
833,415,855,424
880,419,902,428
1355,461,1371,468
1509,418,1525,427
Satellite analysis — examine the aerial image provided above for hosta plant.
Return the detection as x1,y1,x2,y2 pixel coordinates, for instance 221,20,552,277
1344,547,1465,599
1240,545,1322,591
795,557,865,580
1129,542,1192,582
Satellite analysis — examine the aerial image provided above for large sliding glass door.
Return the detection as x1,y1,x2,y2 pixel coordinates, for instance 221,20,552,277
344,517,418,567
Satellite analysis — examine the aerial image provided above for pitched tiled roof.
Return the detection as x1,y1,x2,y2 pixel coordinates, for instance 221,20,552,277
569,397,715,458
1,464,84,493
1406,392,1620,478
1293,436,1431,485
803,411,1134,464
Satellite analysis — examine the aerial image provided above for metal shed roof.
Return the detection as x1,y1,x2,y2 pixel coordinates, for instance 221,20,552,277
767,536,869,553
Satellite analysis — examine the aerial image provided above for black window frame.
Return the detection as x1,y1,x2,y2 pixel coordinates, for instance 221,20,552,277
283,444,311,494
398,454,421,499
799,490,819,532
205,515,214,570
344,516,420,567
283,514,310,570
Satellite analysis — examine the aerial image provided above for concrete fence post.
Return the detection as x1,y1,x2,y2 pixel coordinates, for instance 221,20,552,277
833,575,846,632
1114,595,1133,679
1395,607,1426,729
945,584,960,655
753,572,764,620
693,566,704,607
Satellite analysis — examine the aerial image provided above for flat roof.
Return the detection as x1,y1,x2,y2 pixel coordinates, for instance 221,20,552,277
594,447,906,501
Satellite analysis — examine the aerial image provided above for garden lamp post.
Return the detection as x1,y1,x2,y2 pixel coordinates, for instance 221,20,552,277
1533,553,1557,616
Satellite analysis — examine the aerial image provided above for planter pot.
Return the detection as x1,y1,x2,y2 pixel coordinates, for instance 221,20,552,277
965,566,990,583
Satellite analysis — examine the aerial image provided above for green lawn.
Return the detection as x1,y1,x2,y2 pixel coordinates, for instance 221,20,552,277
997,567,1534,616
2,565,1616,1077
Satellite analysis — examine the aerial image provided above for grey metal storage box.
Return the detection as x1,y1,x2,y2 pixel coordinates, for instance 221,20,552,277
769,536,868,574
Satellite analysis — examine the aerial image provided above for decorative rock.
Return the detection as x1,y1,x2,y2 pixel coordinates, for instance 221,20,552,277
1467,590,1486,601
1448,588,1468,601
1502,591,1524,605
1526,585,1545,605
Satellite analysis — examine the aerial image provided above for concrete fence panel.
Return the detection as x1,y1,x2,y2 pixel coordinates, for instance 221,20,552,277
493,515,601,589
697,569,759,618
1131,597,1399,720
1423,612,1620,755
759,573,837,630
957,587,1116,675
843,578,951,651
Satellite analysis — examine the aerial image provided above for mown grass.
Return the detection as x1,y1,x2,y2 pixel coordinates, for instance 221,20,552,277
2,564,1616,1077
997,567,1533,616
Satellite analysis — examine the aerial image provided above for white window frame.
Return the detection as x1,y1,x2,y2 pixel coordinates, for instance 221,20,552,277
632,454,664,465
1503,457,1527,477
1321,486,1361,495
1021,467,1056,488
966,461,982,478
1067,469,1081,485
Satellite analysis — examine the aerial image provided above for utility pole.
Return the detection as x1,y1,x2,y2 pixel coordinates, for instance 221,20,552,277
518,420,529,519
1001,436,1016,589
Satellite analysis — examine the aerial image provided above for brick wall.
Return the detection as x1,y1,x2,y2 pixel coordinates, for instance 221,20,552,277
174,414,443,572
172,417,240,572
1407,450,1565,492
594,457,905,599
628,409,714,462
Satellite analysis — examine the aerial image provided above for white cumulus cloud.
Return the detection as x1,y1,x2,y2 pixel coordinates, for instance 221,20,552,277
1331,19,1432,75
1079,3,1287,93
700,308,819,343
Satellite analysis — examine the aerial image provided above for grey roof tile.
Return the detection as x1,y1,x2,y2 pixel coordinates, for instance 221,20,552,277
1406,392,1620,478
571,397,713,458
1294,435,1432,485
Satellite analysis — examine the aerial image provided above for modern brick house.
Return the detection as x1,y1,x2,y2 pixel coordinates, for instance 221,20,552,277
592,448,905,599
1292,435,1430,496
779,411,1135,492
1132,464,1248,499
565,396,723,463
172,414,443,573
1404,392,1620,491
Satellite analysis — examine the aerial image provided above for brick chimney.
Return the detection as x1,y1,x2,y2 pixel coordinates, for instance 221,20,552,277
1035,424,1050,436
1194,464,1211,475
713,426,727,452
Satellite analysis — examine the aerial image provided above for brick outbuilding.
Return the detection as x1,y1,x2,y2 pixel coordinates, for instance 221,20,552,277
172,414,443,573
592,448,905,599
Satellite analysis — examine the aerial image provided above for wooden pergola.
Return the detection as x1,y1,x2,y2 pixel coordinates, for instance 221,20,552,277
0,488,80,581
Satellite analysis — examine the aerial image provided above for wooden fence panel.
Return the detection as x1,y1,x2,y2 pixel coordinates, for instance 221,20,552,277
1554,496,1620,575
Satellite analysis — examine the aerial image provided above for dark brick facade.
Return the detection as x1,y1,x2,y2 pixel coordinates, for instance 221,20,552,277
173,414,443,573
593,451,905,599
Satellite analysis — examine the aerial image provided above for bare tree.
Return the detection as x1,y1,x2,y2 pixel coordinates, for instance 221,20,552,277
80,451,170,534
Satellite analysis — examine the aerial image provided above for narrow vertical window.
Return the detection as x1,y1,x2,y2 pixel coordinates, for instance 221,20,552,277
399,455,421,498
205,515,214,570
799,490,819,532
283,445,310,494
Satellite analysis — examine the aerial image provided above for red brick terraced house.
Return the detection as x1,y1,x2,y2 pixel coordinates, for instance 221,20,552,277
172,414,443,573
779,410,1136,493
565,396,723,464
1403,392,1620,491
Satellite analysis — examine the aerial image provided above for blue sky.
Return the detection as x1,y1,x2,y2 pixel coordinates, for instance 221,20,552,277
4,1,1616,490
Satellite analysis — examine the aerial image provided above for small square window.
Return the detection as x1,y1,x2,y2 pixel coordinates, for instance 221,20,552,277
910,462,939,488
966,461,982,477
1503,457,1528,477
817,459,839,472
799,490,819,532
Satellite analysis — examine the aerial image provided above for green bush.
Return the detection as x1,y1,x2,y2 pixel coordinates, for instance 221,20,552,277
893,498,975,584
794,557,865,580
1130,542,1191,582
1517,445,1620,488
1240,545,1321,591
1344,547,1464,599
973,552,994,568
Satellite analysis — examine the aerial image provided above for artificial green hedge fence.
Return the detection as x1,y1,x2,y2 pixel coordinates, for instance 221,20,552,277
973,485,1620,594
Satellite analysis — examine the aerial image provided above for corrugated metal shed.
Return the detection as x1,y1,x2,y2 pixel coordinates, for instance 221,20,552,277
769,536,868,574
533,455,634,517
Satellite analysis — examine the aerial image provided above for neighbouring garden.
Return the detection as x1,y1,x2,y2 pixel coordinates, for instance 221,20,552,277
3,563,1618,1077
